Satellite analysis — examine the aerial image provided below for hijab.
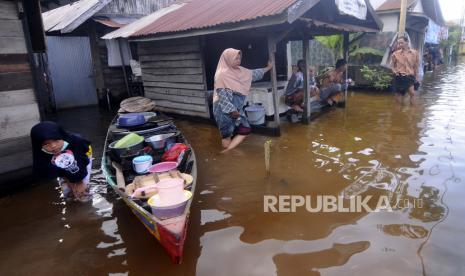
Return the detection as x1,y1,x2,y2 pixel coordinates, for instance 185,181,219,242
213,48,253,100
30,121,89,179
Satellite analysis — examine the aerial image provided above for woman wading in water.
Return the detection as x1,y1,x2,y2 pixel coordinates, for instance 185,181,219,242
213,48,272,152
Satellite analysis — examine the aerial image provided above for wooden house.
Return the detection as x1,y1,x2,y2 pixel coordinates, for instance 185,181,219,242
41,0,175,109
104,0,383,135
0,0,46,187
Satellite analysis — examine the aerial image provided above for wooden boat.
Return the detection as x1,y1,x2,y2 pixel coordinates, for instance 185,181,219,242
101,113,197,264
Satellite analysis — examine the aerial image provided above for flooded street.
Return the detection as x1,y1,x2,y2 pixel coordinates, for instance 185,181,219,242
1,60,465,275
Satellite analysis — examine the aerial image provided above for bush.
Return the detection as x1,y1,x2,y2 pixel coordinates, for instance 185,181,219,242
360,65,393,90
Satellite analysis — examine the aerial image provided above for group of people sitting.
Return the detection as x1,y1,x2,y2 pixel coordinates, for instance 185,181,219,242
211,49,351,152
284,58,349,113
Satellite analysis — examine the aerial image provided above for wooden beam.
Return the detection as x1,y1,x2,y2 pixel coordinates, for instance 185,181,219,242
0,1,18,20
142,74,204,84
138,44,200,55
0,149,33,174
139,52,201,62
287,0,320,23
141,59,202,69
0,71,33,92
145,91,206,105
0,19,23,37
0,63,29,73
0,89,36,108
343,32,349,105
143,81,205,91
267,36,280,134
199,36,211,118
138,38,199,49
302,39,310,124
0,37,27,54
144,87,206,97
117,39,130,97
398,0,408,36
141,67,203,75
89,24,105,97
0,135,31,157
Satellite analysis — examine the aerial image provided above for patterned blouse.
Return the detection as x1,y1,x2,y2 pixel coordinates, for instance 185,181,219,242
216,68,266,113
391,48,420,77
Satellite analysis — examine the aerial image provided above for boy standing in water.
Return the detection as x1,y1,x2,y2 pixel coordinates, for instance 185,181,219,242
391,36,420,105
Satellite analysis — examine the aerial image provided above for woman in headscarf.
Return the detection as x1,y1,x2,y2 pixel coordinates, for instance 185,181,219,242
30,121,92,201
213,48,272,152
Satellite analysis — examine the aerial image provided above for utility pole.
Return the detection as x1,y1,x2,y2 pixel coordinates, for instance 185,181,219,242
398,0,408,37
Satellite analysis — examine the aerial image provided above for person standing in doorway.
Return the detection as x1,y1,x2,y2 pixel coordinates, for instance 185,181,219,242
391,36,420,105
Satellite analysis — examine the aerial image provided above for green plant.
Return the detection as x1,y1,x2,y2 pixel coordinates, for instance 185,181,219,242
349,47,384,57
440,25,462,57
315,35,343,59
360,65,393,90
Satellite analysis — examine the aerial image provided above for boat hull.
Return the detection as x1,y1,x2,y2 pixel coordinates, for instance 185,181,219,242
101,118,196,264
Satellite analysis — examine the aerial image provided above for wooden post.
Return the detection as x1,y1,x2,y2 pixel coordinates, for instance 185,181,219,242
302,38,310,124
267,36,281,135
343,32,349,105
89,24,105,100
398,0,408,37
118,38,131,97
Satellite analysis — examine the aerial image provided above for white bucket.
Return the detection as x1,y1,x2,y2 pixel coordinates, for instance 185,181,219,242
245,105,266,125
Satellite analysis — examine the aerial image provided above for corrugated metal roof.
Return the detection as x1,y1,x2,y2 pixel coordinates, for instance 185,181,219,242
134,0,298,37
97,0,176,16
42,0,112,33
102,3,186,39
376,0,444,25
94,17,137,28
376,0,416,11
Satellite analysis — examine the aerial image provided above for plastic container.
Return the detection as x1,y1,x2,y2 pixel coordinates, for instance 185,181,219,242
245,104,266,125
132,155,153,174
148,190,192,219
154,178,185,206
114,133,144,148
109,140,144,157
117,114,146,127
145,133,176,150
148,161,178,173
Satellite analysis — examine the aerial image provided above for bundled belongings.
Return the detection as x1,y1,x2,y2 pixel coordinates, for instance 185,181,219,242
118,96,156,113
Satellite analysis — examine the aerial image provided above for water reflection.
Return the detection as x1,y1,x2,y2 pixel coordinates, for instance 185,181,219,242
1,61,465,275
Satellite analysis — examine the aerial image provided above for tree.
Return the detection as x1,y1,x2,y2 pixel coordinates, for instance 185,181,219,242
315,35,344,59
440,25,462,57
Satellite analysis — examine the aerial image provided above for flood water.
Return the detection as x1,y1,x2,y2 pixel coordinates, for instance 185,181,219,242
1,60,465,275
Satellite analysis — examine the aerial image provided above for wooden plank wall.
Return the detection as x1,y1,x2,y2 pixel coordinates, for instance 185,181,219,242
97,38,128,99
138,37,209,118
0,0,40,175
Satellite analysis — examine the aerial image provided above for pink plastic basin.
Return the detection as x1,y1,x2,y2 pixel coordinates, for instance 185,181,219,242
147,161,178,173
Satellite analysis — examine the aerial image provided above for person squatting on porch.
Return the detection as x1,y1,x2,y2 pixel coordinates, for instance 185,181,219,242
212,48,272,152
391,36,420,105
284,60,319,112
319,59,348,106
30,121,92,202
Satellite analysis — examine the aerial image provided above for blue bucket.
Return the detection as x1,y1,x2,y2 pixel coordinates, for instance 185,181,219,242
245,105,266,125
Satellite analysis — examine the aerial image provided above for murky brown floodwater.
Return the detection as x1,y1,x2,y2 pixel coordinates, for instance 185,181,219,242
1,59,465,275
